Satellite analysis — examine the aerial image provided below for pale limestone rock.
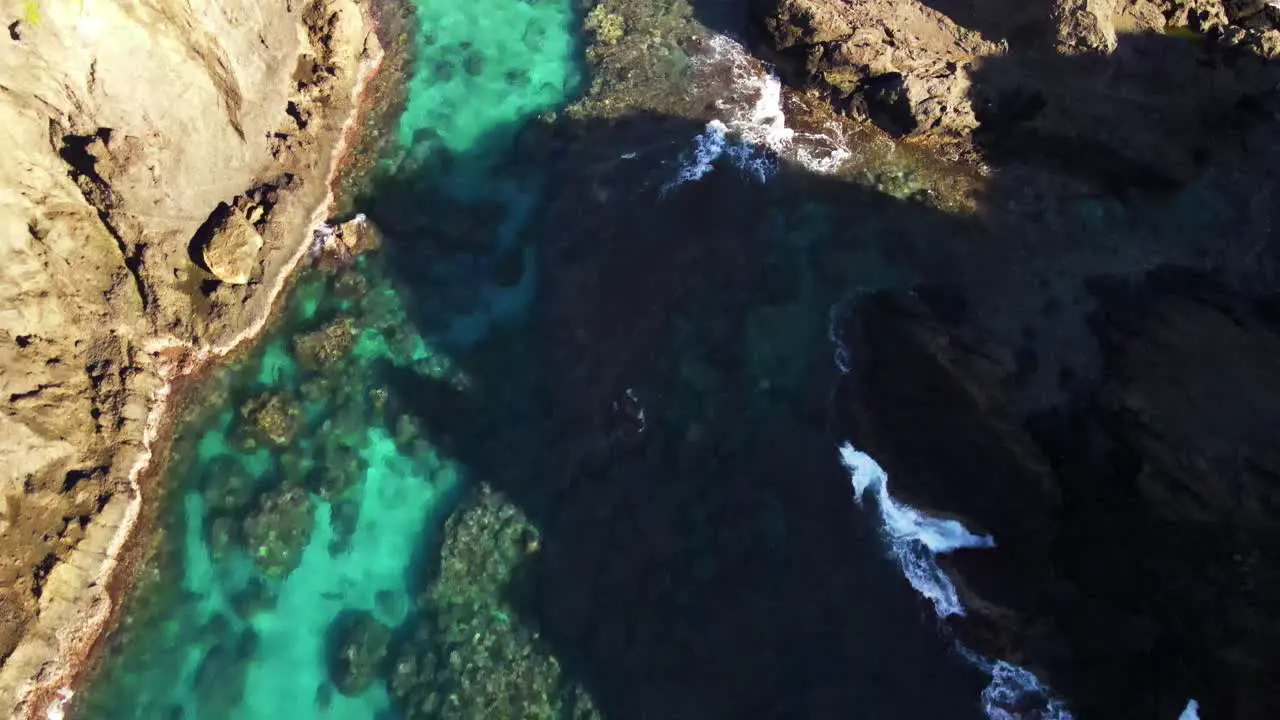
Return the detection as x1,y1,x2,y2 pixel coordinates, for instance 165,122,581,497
0,0,379,714
1051,0,1118,54
203,210,264,284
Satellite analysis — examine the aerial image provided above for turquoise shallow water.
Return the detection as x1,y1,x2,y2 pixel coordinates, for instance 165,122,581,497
76,255,470,719
75,0,581,716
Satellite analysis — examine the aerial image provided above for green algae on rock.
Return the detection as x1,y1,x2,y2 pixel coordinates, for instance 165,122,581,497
389,485,600,720
240,392,302,448
327,610,394,696
243,485,316,579
293,317,359,371
585,3,626,45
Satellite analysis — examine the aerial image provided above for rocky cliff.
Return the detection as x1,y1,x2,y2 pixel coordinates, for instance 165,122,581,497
0,0,379,714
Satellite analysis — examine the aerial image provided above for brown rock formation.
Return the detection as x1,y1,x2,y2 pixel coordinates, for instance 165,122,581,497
202,206,265,284
754,0,1280,186
0,0,382,714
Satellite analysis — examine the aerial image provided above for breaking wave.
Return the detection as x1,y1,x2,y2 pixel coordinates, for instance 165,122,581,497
838,444,993,617
665,34,852,189
662,120,776,192
959,650,1075,720
830,300,1073,720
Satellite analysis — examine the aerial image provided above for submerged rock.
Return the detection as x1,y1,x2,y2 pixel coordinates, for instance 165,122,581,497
315,427,366,500
293,317,358,371
229,577,277,619
239,392,301,448
201,455,259,514
433,485,541,604
387,624,441,717
205,515,241,564
327,498,360,555
432,488,562,719
241,485,314,579
332,269,369,302
327,609,393,696
389,485,596,720
193,627,257,718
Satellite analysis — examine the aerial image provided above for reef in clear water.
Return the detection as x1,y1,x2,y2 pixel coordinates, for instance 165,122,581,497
388,485,599,720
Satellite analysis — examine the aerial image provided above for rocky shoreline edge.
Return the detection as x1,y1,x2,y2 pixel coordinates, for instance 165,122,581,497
12,9,388,720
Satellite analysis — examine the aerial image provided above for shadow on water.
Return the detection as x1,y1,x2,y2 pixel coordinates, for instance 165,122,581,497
672,3,1280,719
357,107,995,719
354,7,1280,719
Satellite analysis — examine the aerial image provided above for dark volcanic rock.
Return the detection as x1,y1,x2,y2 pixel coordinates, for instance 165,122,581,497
836,269,1280,720
838,290,1062,547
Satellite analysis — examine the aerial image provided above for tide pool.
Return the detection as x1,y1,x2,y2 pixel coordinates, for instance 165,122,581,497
75,255,469,719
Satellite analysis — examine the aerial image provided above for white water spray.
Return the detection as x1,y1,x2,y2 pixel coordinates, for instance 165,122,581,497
838,444,993,616
831,299,1072,720
700,35,852,175
666,34,852,188
44,689,73,720
958,650,1075,720
664,120,732,190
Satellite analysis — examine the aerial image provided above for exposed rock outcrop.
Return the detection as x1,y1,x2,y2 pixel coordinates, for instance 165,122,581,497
760,0,996,137
754,0,1280,186
201,206,265,285
0,0,381,714
835,269,1280,720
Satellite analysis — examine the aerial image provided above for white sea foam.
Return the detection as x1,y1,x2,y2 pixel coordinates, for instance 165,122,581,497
664,120,731,190
1179,699,1201,720
831,300,1072,720
699,34,852,174
839,443,994,616
956,651,1075,720
828,300,854,373
44,689,72,720
666,34,852,188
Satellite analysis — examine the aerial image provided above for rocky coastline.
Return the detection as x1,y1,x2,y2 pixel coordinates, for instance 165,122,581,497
753,0,1280,188
0,0,387,716
748,0,1280,717
4,0,1280,718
